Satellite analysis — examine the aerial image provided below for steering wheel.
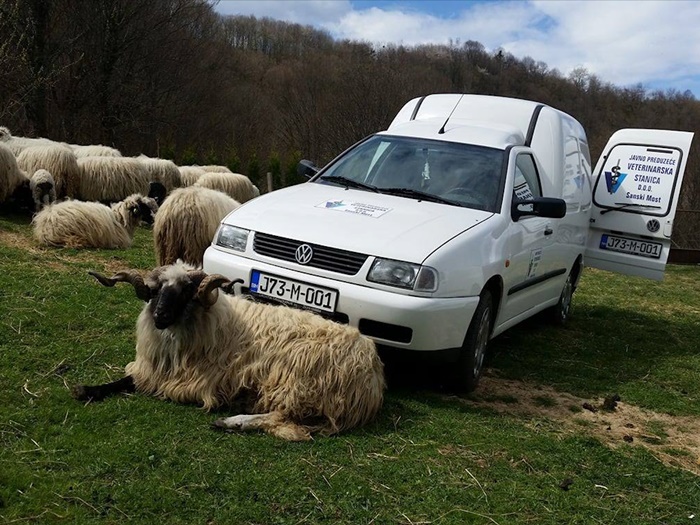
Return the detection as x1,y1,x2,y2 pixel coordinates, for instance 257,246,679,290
442,186,490,206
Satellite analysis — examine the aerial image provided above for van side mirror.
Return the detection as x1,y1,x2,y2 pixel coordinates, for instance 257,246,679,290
511,197,566,221
297,159,319,179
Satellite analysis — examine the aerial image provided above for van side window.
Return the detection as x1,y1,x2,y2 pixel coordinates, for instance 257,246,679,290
513,154,542,200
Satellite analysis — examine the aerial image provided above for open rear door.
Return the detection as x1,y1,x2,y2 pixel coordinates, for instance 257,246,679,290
585,129,694,280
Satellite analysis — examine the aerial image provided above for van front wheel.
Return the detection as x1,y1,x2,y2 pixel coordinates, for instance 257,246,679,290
449,290,493,393
547,271,574,325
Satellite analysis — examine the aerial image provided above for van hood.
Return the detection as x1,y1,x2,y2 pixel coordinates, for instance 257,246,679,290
223,183,493,262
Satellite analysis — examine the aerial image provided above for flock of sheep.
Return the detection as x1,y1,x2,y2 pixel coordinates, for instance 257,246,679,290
1,127,386,440
0,126,258,264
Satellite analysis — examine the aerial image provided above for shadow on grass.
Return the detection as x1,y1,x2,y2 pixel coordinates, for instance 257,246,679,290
379,300,697,405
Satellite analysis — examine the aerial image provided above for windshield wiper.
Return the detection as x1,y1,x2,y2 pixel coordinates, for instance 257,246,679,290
600,202,662,215
319,175,379,192
379,187,459,205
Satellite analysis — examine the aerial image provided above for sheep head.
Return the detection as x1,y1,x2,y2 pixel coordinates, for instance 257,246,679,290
89,263,243,330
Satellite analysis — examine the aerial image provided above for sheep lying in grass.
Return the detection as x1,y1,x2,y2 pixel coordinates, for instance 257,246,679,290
17,144,80,198
153,186,240,267
73,262,386,441
29,169,56,211
194,171,260,203
32,194,158,248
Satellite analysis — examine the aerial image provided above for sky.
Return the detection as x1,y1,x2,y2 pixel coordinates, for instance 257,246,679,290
213,0,700,97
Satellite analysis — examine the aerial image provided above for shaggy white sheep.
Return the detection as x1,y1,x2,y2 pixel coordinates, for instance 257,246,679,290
72,145,123,158
194,171,259,203
0,128,56,156
0,142,29,203
199,165,232,173
153,185,240,267
73,262,386,441
32,193,158,249
178,165,207,187
17,144,80,198
29,169,56,211
137,155,181,192
77,156,151,203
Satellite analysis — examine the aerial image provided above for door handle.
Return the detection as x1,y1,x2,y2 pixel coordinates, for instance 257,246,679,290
544,227,554,236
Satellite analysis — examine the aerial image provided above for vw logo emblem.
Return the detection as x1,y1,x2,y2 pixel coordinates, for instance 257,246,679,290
295,244,314,265
647,219,660,233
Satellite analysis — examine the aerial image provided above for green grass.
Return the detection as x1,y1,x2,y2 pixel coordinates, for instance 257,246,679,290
2,209,700,524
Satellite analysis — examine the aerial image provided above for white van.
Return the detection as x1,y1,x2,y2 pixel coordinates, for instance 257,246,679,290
203,94,693,391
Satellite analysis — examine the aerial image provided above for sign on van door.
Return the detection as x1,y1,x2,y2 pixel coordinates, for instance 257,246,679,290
586,129,694,280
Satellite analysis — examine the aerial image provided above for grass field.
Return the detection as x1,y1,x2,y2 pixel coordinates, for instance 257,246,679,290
1,209,699,524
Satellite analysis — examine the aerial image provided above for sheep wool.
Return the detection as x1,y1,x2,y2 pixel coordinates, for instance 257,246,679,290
78,261,386,440
199,165,232,173
0,142,28,203
17,144,80,198
32,194,157,249
72,145,123,158
153,185,240,267
194,171,259,203
178,165,207,187
29,169,56,211
77,156,150,203
137,155,182,192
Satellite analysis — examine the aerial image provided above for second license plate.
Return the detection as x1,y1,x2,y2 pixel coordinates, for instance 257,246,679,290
600,234,662,259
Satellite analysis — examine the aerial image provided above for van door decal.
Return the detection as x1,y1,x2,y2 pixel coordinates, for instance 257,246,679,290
592,144,683,216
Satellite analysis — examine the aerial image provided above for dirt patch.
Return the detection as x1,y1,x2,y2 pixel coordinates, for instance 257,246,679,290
0,228,41,254
456,374,700,476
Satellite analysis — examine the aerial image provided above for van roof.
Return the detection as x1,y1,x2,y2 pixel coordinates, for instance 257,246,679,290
380,118,525,149
389,94,585,146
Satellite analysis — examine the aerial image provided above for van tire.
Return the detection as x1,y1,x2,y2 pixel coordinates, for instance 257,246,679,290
547,271,574,325
449,290,493,393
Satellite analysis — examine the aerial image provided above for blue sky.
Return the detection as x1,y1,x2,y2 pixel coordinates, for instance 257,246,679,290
213,0,700,97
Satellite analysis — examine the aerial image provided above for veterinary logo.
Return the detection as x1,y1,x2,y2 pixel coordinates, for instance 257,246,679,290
295,244,314,265
605,162,627,194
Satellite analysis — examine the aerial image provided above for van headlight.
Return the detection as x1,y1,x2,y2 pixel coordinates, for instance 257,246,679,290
367,258,438,291
215,225,249,252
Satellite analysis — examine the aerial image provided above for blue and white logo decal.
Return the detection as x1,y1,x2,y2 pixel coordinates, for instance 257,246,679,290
604,162,627,194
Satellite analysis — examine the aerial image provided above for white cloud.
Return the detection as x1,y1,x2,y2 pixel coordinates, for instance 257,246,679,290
213,0,352,24
212,0,700,95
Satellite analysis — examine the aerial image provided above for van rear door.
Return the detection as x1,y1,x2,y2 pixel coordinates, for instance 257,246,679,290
585,129,694,280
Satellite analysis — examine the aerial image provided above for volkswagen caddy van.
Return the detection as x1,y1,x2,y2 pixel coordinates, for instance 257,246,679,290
203,94,693,391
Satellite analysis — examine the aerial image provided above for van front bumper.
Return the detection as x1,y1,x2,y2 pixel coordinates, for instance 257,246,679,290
203,246,480,351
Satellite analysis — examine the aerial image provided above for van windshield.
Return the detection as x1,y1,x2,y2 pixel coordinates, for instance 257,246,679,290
316,135,505,212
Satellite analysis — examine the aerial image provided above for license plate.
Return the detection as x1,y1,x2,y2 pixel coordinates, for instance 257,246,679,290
250,271,338,313
599,234,662,259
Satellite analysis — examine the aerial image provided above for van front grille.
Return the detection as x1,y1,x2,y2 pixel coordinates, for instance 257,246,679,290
253,232,368,275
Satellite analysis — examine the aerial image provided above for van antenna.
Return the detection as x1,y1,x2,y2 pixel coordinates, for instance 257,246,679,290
438,94,464,135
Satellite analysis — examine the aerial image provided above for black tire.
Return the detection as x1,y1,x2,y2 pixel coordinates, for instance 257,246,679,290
547,270,575,325
449,290,493,393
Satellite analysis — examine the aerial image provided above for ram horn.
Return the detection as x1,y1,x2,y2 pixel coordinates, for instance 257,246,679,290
195,273,232,308
88,270,151,301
